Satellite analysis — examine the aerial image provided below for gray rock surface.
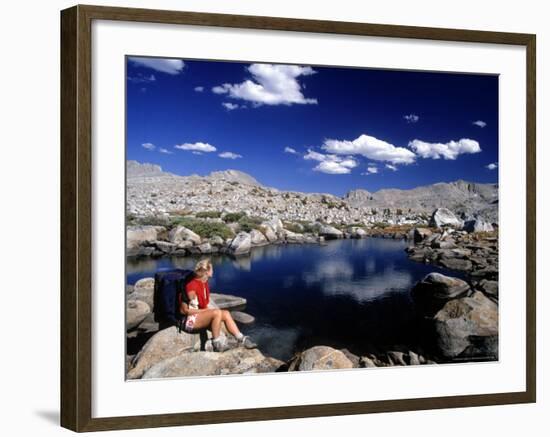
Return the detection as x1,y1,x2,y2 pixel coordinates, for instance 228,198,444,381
127,327,199,379
349,227,368,238
413,273,471,300
249,229,268,246
412,273,471,316
477,279,499,300
230,311,255,324
142,348,284,378
284,229,305,243
463,217,494,233
433,291,499,359
210,293,247,310
317,224,343,240
128,277,155,308
259,223,278,242
438,257,473,271
413,227,433,243
298,346,354,371
126,300,151,331
127,225,166,249
430,208,463,228
134,277,155,290
229,232,252,255
168,225,201,245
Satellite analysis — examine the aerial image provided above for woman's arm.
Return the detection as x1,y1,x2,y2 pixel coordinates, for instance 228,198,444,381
180,291,202,315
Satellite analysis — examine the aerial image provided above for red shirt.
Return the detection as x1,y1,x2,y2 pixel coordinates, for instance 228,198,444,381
185,277,210,309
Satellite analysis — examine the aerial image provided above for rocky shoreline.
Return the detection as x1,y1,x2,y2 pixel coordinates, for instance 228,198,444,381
127,253,498,378
127,215,366,259
126,270,497,378
127,206,496,259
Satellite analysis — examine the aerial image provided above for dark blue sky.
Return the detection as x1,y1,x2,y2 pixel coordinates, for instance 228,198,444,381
126,57,498,196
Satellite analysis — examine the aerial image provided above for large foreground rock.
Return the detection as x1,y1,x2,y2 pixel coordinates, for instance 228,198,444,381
229,232,252,255
142,347,284,378
168,225,201,245
128,277,155,308
349,227,368,239
413,227,433,243
259,223,278,242
463,217,494,233
127,327,199,379
230,311,255,324
126,300,151,331
430,208,462,228
433,291,498,359
317,224,343,240
210,293,247,310
249,229,268,246
265,217,284,234
127,225,166,249
298,346,354,371
135,277,155,290
412,273,471,316
438,257,473,272
284,229,305,243
477,279,499,300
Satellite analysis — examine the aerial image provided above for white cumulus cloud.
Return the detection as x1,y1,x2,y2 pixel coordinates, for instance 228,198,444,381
129,57,185,75
486,162,498,170
385,164,397,171
284,147,298,154
127,73,156,84
141,142,155,151
222,102,240,110
212,63,317,106
322,134,416,165
174,142,217,153
159,148,172,154
404,114,420,123
219,152,242,159
408,138,481,160
366,166,378,174
473,120,487,128
304,149,358,174
194,86,204,92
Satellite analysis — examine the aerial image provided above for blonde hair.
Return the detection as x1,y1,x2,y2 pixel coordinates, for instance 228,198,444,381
194,258,212,278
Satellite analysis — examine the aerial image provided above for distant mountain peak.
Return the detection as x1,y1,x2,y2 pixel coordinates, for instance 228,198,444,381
207,169,262,186
344,179,498,222
126,161,262,186
127,160,170,178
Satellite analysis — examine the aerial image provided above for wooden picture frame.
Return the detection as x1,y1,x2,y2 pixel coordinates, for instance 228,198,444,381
60,4,536,432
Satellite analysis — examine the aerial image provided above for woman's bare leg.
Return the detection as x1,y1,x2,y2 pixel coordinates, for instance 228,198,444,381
191,309,223,338
220,310,241,337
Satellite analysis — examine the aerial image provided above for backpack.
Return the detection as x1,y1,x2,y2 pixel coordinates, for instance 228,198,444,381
153,269,196,329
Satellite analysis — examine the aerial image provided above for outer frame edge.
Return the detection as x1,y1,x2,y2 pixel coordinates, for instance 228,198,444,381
60,4,537,432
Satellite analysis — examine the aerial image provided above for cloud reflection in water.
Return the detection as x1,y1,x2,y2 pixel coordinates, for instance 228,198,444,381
303,258,413,303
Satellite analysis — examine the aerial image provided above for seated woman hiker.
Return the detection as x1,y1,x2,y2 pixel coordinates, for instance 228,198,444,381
179,258,257,352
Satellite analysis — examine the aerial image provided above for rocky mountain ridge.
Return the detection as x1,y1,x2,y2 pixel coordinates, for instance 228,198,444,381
127,161,498,224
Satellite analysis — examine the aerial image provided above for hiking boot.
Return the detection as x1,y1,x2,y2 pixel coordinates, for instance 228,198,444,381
239,335,257,349
212,338,230,352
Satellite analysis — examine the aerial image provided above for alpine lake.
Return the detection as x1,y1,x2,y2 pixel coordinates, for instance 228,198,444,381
127,237,469,362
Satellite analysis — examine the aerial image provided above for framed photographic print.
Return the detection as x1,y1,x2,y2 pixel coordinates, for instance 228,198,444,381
60,4,536,432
